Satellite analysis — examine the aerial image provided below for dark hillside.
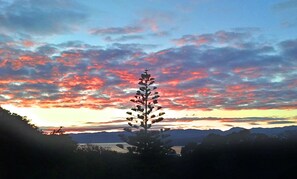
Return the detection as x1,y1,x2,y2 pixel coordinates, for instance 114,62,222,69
0,107,76,178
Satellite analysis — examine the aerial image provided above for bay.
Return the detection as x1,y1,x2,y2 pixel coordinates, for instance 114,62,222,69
79,143,182,154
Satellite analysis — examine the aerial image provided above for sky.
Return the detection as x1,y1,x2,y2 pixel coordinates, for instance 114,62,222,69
0,0,297,133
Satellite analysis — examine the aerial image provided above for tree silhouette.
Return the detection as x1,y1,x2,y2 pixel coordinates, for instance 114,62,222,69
125,69,165,133
120,70,174,158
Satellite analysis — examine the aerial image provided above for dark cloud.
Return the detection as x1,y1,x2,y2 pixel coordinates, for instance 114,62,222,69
267,121,296,125
164,117,288,123
0,0,88,35
84,120,125,125
279,38,297,58
36,45,58,55
42,124,125,133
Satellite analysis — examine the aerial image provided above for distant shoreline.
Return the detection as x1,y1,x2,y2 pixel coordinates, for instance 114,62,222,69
77,142,183,154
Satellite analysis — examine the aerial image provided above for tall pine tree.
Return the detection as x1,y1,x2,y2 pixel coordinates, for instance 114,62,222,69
120,70,175,159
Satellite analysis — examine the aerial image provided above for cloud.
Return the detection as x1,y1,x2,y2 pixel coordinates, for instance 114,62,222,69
43,124,125,133
139,10,174,33
267,121,296,124
89,9,174,44
149,31,171,37
273,0,297,28
279,38,297,58
0,30,297,111
90,26,143,35
172,30,252,47
111,43,158,51
89,9,174,43
273,0,297,10
0,33,13,42
163,117,289,123
162,117,297,128
104,35,144,42
0,0,88,35
41,116,297,133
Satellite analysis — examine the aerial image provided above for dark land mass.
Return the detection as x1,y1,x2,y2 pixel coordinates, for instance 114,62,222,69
1,107,297,178
70,126,297,145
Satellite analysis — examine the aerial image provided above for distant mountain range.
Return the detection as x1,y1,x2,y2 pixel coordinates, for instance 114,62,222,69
70,126,297,146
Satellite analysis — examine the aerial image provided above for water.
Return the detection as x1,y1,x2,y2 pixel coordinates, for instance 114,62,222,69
79,143,183,154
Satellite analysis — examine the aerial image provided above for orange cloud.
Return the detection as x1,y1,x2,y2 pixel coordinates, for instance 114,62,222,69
144,56,159,64
158,88,184,98
167,79,180,86
0,59,8,67
186,71,208,81
107,69,137,86
174,97,202,107
7,55,51,70
58,75,104,90
197,87,212,96
0,78,52,85
226,84,256,93
56,51,83,67
161,66,182,74
195,36,209,45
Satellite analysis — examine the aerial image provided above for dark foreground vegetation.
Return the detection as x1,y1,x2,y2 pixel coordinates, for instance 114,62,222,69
1,107,297,179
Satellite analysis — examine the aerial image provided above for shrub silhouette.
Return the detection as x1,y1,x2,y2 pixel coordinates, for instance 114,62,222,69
179,129,297,178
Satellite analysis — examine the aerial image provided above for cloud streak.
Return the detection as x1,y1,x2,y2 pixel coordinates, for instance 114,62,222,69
90,26,143,35
41,116,297,133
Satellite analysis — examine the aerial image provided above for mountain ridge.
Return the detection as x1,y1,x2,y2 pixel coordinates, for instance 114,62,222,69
70,125,297,145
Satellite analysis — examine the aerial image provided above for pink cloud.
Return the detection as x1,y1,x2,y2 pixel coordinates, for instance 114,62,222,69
173,30,251,47
58,75,104,90
56,51,83,67
233,67,261,79
22,40,35,47
141,18,159,32
226,84,256,93
1,34,297,112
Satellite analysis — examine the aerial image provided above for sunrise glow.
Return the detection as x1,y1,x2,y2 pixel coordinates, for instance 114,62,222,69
1,0,297,133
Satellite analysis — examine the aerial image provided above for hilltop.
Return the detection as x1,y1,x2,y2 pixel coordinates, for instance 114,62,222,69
70,126,297,145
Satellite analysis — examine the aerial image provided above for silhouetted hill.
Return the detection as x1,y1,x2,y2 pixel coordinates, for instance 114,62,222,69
250,126,297,135
70,126,297,145
0,107,76,178
225,127,246,134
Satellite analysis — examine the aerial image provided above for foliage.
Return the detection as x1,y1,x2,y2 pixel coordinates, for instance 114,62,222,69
180,130,297,178
50,126,65,135
121,129,175,159
125,69,165,131
120,70,174,158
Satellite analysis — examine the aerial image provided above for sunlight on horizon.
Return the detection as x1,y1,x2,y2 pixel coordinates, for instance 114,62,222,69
2,104,296,133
